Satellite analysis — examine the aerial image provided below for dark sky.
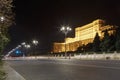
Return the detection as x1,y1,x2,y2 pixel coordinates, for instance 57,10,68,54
6,0,120,53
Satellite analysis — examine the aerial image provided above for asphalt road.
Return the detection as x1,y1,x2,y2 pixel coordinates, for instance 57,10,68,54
6,59,120,80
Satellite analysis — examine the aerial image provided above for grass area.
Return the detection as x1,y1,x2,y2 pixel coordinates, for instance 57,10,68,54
0,61,6,80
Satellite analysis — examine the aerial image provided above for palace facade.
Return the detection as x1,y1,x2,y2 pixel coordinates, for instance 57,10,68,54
53,19,116,53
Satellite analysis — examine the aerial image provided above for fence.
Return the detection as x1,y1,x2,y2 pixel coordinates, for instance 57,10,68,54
74,52,120,60
4,52,120,60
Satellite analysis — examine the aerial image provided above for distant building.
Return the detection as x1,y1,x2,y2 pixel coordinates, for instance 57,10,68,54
53,19,116,53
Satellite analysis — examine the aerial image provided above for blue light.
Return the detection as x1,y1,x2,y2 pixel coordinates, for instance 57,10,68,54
15,50,22,55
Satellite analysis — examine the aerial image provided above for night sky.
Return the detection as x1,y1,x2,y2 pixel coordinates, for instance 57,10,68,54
6,0,120,53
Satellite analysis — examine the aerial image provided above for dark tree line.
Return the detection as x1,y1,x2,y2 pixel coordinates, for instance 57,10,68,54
77,26,120,53
115,26,120,51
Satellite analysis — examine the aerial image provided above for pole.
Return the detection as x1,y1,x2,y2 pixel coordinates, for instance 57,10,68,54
65,32,67,59
35,45,37,59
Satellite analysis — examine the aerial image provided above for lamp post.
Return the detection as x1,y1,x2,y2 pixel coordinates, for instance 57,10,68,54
21,42,31,57
21,42,26,57
24,44,31,56
60,26,72,59
32,40,38,58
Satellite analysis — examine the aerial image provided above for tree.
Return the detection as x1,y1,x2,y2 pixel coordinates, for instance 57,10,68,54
0,0,14,57
93,33,101,52
84,43,93,52
76,44,85,53
115,26,120,52
109,34,116,51
100,30,111,52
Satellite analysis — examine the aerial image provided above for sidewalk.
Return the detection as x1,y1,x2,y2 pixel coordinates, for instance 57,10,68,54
3,62,26,80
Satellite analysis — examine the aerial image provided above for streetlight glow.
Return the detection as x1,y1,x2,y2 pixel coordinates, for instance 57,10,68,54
21,42,26,45
61,26,65,31
67,27,72,31
0,16,5,22
25,44,31,48
60,26,72,34
32,40,38,45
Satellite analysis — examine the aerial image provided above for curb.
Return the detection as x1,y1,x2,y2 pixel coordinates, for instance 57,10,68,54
3,62,26,80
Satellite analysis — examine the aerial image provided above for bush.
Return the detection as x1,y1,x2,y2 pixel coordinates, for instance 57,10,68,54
0,61,6,80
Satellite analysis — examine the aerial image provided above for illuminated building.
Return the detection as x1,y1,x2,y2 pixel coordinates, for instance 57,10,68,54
53,19,116,53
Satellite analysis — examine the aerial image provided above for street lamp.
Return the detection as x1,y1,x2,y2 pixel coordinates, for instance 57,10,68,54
21,42,26,45
25,44,31,48
21,42,26,57
24,44,31,56
0,16,5,22
32,40,38,45
60,25,72,59
32,40,38,58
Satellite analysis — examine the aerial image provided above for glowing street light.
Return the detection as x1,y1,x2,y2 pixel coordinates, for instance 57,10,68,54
60,26,72,34
21,42,26,45
60,25,72,59
32,40,38,45
25,44,31,48
0,16,5,22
